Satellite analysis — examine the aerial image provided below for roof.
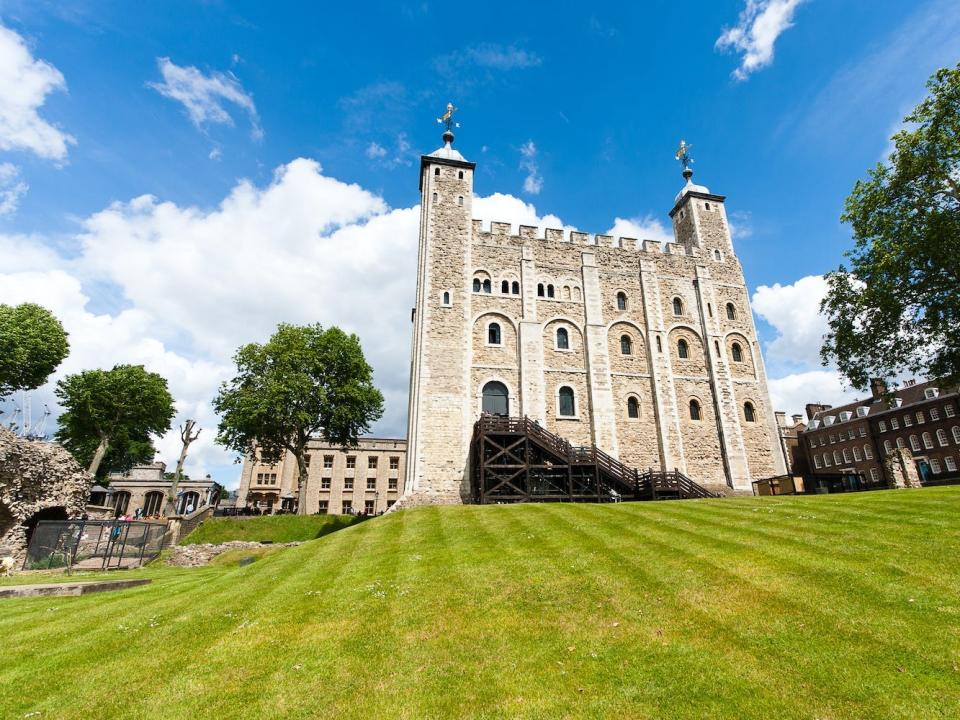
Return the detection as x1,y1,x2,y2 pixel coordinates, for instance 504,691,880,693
805,379,956,430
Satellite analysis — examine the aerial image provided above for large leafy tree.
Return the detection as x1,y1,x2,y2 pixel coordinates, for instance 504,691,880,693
0,303,69,397
821,63,960,389
55,365,175,477
214,323,384,515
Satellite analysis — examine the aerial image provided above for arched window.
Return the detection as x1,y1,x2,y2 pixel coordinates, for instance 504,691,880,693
177,491,201,515
953,426,960,444
922,432,934,449
731,342,744,363
824,453,831,467
620,335,632,355
573,287,582,301
458,170,463,179
482,381,509,416
884,439,893,455
937,429,949,446
482,279,491,294
434,167,440,176
910,435,920,451
864,444,873,460
714,249,722,261
547,284,555,298
896,437,905,449
726,303,736,320
627,396,640,419
558,386,576,417
689,399,701,421
616,292,627,311
562,286,571,300
556,327,569,350
833,450,841,465
672,297,683,316
442,291,451,306
537,283,545,297
472,278,481,293
113,491,131,516
677,339,689,359
487,322,501,345
512,281,520,295
143,491,164,516
458,196,464,206
744,402,756,422
501,280,509,294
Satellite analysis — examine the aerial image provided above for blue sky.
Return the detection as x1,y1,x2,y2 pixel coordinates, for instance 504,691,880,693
1,0,958,487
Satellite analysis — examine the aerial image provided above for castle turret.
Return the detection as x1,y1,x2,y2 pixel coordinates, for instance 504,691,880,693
404,105,476,503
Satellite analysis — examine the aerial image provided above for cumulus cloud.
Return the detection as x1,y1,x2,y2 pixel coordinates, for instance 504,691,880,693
0,162,28,215
605,215,673,244
365,134,412,168
716,0,805,80
0,23,75,160
519,140,543,195
752,274,831,369
149,57,263,140
768,370,859,420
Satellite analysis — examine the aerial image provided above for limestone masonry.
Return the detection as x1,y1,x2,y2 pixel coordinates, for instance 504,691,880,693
404,128,786,503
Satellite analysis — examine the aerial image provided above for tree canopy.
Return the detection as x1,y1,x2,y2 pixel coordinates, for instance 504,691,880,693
214,323,384,514
0,303,69,397
54,364,175,478
821,63,960,389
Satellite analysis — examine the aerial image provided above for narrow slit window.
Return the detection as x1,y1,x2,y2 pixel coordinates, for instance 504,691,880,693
677,339,689,359
620,335,632,355
627,397,640,419
689,399,701,421
616,292,627,311
731,342,743,363
673,297,683,316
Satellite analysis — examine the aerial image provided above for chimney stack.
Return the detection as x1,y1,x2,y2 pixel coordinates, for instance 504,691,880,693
805,403,831,420
792,414,803,426
775,411,786,428
870,377,888,400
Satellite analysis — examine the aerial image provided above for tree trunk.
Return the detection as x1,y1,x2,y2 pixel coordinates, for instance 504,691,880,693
166,419,200,516
295,451,309,515
87,434,110,477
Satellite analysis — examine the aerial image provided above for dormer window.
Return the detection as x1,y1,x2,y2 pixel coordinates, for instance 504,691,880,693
925,388,940,399
856,406,869,417
839,411,852,422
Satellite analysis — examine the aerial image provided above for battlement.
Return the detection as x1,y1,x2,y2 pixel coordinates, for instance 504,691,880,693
471,219,694,255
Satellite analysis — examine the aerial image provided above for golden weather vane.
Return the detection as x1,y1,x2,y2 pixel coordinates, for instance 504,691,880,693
675,139,694,171
437,102,460,133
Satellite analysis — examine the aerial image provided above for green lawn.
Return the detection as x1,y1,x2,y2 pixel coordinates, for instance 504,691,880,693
180,512,362,544
2,488,959,719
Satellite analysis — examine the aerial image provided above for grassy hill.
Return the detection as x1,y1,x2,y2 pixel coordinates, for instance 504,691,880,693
180,513,361,544
2,488,959,719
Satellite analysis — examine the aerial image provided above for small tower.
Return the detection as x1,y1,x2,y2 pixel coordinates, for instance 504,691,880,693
404,104,477,503
668,141,732,258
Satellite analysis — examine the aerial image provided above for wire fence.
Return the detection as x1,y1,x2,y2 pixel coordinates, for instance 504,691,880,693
23,520,168,571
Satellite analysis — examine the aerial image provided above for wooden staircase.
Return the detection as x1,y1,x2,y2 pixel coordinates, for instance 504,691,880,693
472,414,718,504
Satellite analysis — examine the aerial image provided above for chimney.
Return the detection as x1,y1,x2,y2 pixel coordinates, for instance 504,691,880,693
775,411,786,428
792,414,803,426
805,403,831,420
870,377,888,400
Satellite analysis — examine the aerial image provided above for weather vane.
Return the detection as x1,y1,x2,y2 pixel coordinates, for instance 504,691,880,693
437,102,460,133
675,139,694,172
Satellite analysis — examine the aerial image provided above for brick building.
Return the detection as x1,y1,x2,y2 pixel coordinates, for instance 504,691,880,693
801,379,960,485
236,438,406,515
403,120,785,504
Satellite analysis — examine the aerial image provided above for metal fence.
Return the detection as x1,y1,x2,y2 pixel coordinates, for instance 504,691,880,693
23,520,168,571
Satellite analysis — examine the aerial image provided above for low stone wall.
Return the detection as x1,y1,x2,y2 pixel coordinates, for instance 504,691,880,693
166,540,302,567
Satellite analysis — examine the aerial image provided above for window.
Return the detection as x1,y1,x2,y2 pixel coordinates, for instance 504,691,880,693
321,477,331,489
389,457,399,470
930,408,940,421
884,440,893,455
620,334,632,355
946,405,956,418
808,437,816,449
344,477,354,490
482,381,509,415
323,455,334,469
954,426,960,444
627,396,640,419
890,417,899,430
937,429,949,447
387,500,396,509
707,303,713,318
473,278,481,293
946,456,957,472
859,426,867,437
930,458,942,474
434,167,440,176
689,399,702,421
547,284,555,298
714,249,722,261
365,499,376,514
705,202,711,210
848,429,855,440
904,414,912,427
556,327,570,350
512,281,520,295
367,478,377,490
853,446,862,461
829,434,835,444
346,456,356,469
714,340,720,355
616,292,627,311
672,297,683,316
458,170,463,179
896,437,905,449
318,500,328,514
537,283,545,297
833,450,841,465
458,196,464,206
864,444,873,460
726,303,736,320
731,343,743,363
878,420,887,432
823,453,831,467
341,500,353,514
910,435,921,451
304,454,312,467
744,402,756,423
870,468,881,483
923,432,934,449
814,455,822,469
501,280,509,294
483,279,491,294
558,386,576,417
656,336,662,352
677,339,689,359
488,322,502,345
442,291,451,306
388,478,398,490
916,411,925,424
368,457,378,469
842,448,851,463
432,192,438,202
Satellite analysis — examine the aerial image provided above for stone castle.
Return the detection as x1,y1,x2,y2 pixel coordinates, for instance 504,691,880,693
403,119,785,503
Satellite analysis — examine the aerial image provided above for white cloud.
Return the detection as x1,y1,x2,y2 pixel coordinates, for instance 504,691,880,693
716,0,805,80
519,140,543,195
768,370,859,419
472,192,567,234
752,274,829,368
728,210,753,239
365,142,387,159
0,162,28,215
149,57,262,140
208,147,222,161
0,24,75,160
464,43,542,70
365,134,412,168
605,215,673,244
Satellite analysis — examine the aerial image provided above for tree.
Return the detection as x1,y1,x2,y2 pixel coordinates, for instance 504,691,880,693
0,303,69,397
214,323,384,515
54,365,176,477
166,419,201,515
821,63,960,390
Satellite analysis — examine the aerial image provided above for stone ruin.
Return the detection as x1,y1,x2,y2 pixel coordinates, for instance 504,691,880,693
0,426,93,562
885,446,922,489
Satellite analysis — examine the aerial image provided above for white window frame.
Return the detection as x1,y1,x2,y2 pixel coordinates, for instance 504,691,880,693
555,385,579,420
923,432,934,450
945,456,957,472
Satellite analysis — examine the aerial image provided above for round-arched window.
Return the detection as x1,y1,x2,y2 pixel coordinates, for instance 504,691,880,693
620,334,632,355
488,322,501,345
627,397,640,419
558,386,576,417
482,381,509,415
689,399,702,421
673,297,683,316
744,402,756,423
726,303,736,320
556,327,569,350
677,339,689,359
731,342,743,363
616,292,627,311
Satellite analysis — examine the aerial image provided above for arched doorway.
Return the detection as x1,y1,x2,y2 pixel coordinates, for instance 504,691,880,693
482,381,509,416
113,491,131,516
143,491,164,516
23,506,68,547
177,491,201,515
